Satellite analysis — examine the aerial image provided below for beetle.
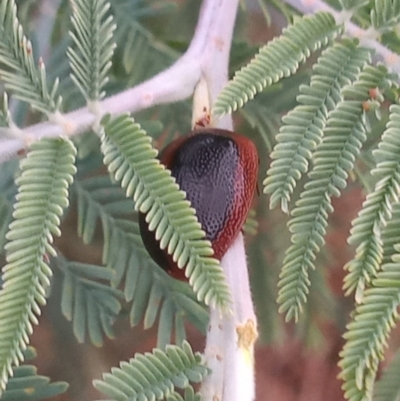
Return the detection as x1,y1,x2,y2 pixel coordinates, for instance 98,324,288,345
139,128,259,280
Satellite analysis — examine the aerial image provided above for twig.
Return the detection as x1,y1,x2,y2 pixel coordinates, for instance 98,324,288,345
282,0,400,75
0,0,237,162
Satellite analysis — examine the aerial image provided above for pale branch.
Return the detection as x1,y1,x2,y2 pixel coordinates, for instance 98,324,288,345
200,233,258,401
0,0,237,163
282,0,400,75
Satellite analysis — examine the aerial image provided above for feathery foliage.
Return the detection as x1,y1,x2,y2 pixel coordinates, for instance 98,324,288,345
127,265,209,348
93,341,208,401
73,175,208,347
344,104,400,302
67,0,116,102
264,40,372,212
58,259,122,346
0,138,76,393
100,114,231,311
0,0,61,114
1,347,68,401
339,255,400,401
277,64,389,322
373,348,400,401
73,175,133,253
213,12,342,115
111,1,177,83
370,0,400,32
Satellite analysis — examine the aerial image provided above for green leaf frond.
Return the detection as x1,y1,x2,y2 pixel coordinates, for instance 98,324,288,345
93,341,208,401
73,175,132,249
277,64,388,322
264,40,371,212
128,265,208,348
339,261,400,401
370,0,400,32
100,115,231,311
373,348,400,401
0,138,76,393
2,347,68,401
382,202,400,265
344,104,400,302
0,1,61,114
58,259,122,347
67,0,116,102
213,12,342,115
73,175,208,347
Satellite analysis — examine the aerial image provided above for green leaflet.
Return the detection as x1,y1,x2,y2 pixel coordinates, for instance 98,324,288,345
100,114,231,311
264,40,372,212
0,138,77,394
277,64,388,322
67,0,116,101
213,12,342,115
93,341,208,401
339,261,400,401
0,0,61,114
344,104,400,301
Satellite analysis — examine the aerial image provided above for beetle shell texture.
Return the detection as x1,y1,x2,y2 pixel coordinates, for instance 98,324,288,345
139,128,259,280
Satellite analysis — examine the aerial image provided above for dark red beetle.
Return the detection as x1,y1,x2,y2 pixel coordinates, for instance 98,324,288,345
139,128,259,280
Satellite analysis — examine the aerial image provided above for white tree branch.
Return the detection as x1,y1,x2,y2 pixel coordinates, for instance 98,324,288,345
200,233,258,401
